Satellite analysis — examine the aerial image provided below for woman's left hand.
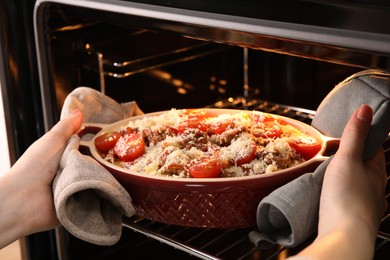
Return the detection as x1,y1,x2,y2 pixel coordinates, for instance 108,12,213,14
0,109,83,248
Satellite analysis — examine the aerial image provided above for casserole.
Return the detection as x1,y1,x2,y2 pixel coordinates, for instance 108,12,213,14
79,108,339,228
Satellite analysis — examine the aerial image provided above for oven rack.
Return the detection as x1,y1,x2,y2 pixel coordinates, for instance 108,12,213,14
121,97,390,259
79,29,232,94
83,41,229,78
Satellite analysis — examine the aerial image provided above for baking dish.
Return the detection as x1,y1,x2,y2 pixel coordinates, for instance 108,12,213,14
78,108,339,228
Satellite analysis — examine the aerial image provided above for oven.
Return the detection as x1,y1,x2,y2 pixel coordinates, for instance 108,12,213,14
1,0,389,259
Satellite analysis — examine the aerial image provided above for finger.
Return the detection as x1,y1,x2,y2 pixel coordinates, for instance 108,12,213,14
45,109,83,143
337,104,373,159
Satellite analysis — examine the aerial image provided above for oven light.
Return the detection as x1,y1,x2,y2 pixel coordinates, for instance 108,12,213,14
177,88,187,94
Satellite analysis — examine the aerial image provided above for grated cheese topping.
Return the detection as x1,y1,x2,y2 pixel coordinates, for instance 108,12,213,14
97,109,318,178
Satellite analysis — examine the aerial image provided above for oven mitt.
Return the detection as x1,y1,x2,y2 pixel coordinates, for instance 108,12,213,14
249,69,390,248
53,86,143,246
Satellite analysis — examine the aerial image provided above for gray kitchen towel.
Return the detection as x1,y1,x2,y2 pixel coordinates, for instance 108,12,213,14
53,87,143,245
249,69,390,248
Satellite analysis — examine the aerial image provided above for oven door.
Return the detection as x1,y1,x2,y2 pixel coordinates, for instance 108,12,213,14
0,0,59,259
31,0,390,259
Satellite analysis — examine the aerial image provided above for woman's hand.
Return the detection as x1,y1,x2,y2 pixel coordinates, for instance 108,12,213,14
297,105,387,260
0,109,83,249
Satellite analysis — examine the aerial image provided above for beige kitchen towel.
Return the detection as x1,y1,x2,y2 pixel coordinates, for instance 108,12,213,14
249,69,390,248
53,87,143,245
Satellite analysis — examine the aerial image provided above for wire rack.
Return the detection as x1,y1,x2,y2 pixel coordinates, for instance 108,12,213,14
122,97,390,260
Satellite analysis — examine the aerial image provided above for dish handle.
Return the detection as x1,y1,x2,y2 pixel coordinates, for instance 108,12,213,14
318,136,340,160
77,123,105,155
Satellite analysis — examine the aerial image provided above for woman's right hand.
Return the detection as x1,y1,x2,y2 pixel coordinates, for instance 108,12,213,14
296,104,387,260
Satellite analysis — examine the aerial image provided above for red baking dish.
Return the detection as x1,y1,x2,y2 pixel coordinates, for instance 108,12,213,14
78,109,339,228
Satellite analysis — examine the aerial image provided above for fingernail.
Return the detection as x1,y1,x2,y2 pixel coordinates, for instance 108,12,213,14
69,108,81,117
356,104,373,124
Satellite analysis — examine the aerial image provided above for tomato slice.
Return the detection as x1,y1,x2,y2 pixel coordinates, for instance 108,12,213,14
289,135,322,160
208,121,231,135
252,113,275,123
178,118,207,133
262,121,282,138
184,109,212,119
251,121,282,139
189,156,221,178
251,114,283,139
114,133,146,161
94,132,121,152
235,143,257,165
165,126,179,136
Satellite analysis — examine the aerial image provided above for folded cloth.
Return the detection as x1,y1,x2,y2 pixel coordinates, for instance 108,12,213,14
249,69,390,248
312,69,390,159
53,87,143,246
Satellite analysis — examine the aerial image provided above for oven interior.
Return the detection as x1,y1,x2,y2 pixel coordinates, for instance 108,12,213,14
35,2,390,259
